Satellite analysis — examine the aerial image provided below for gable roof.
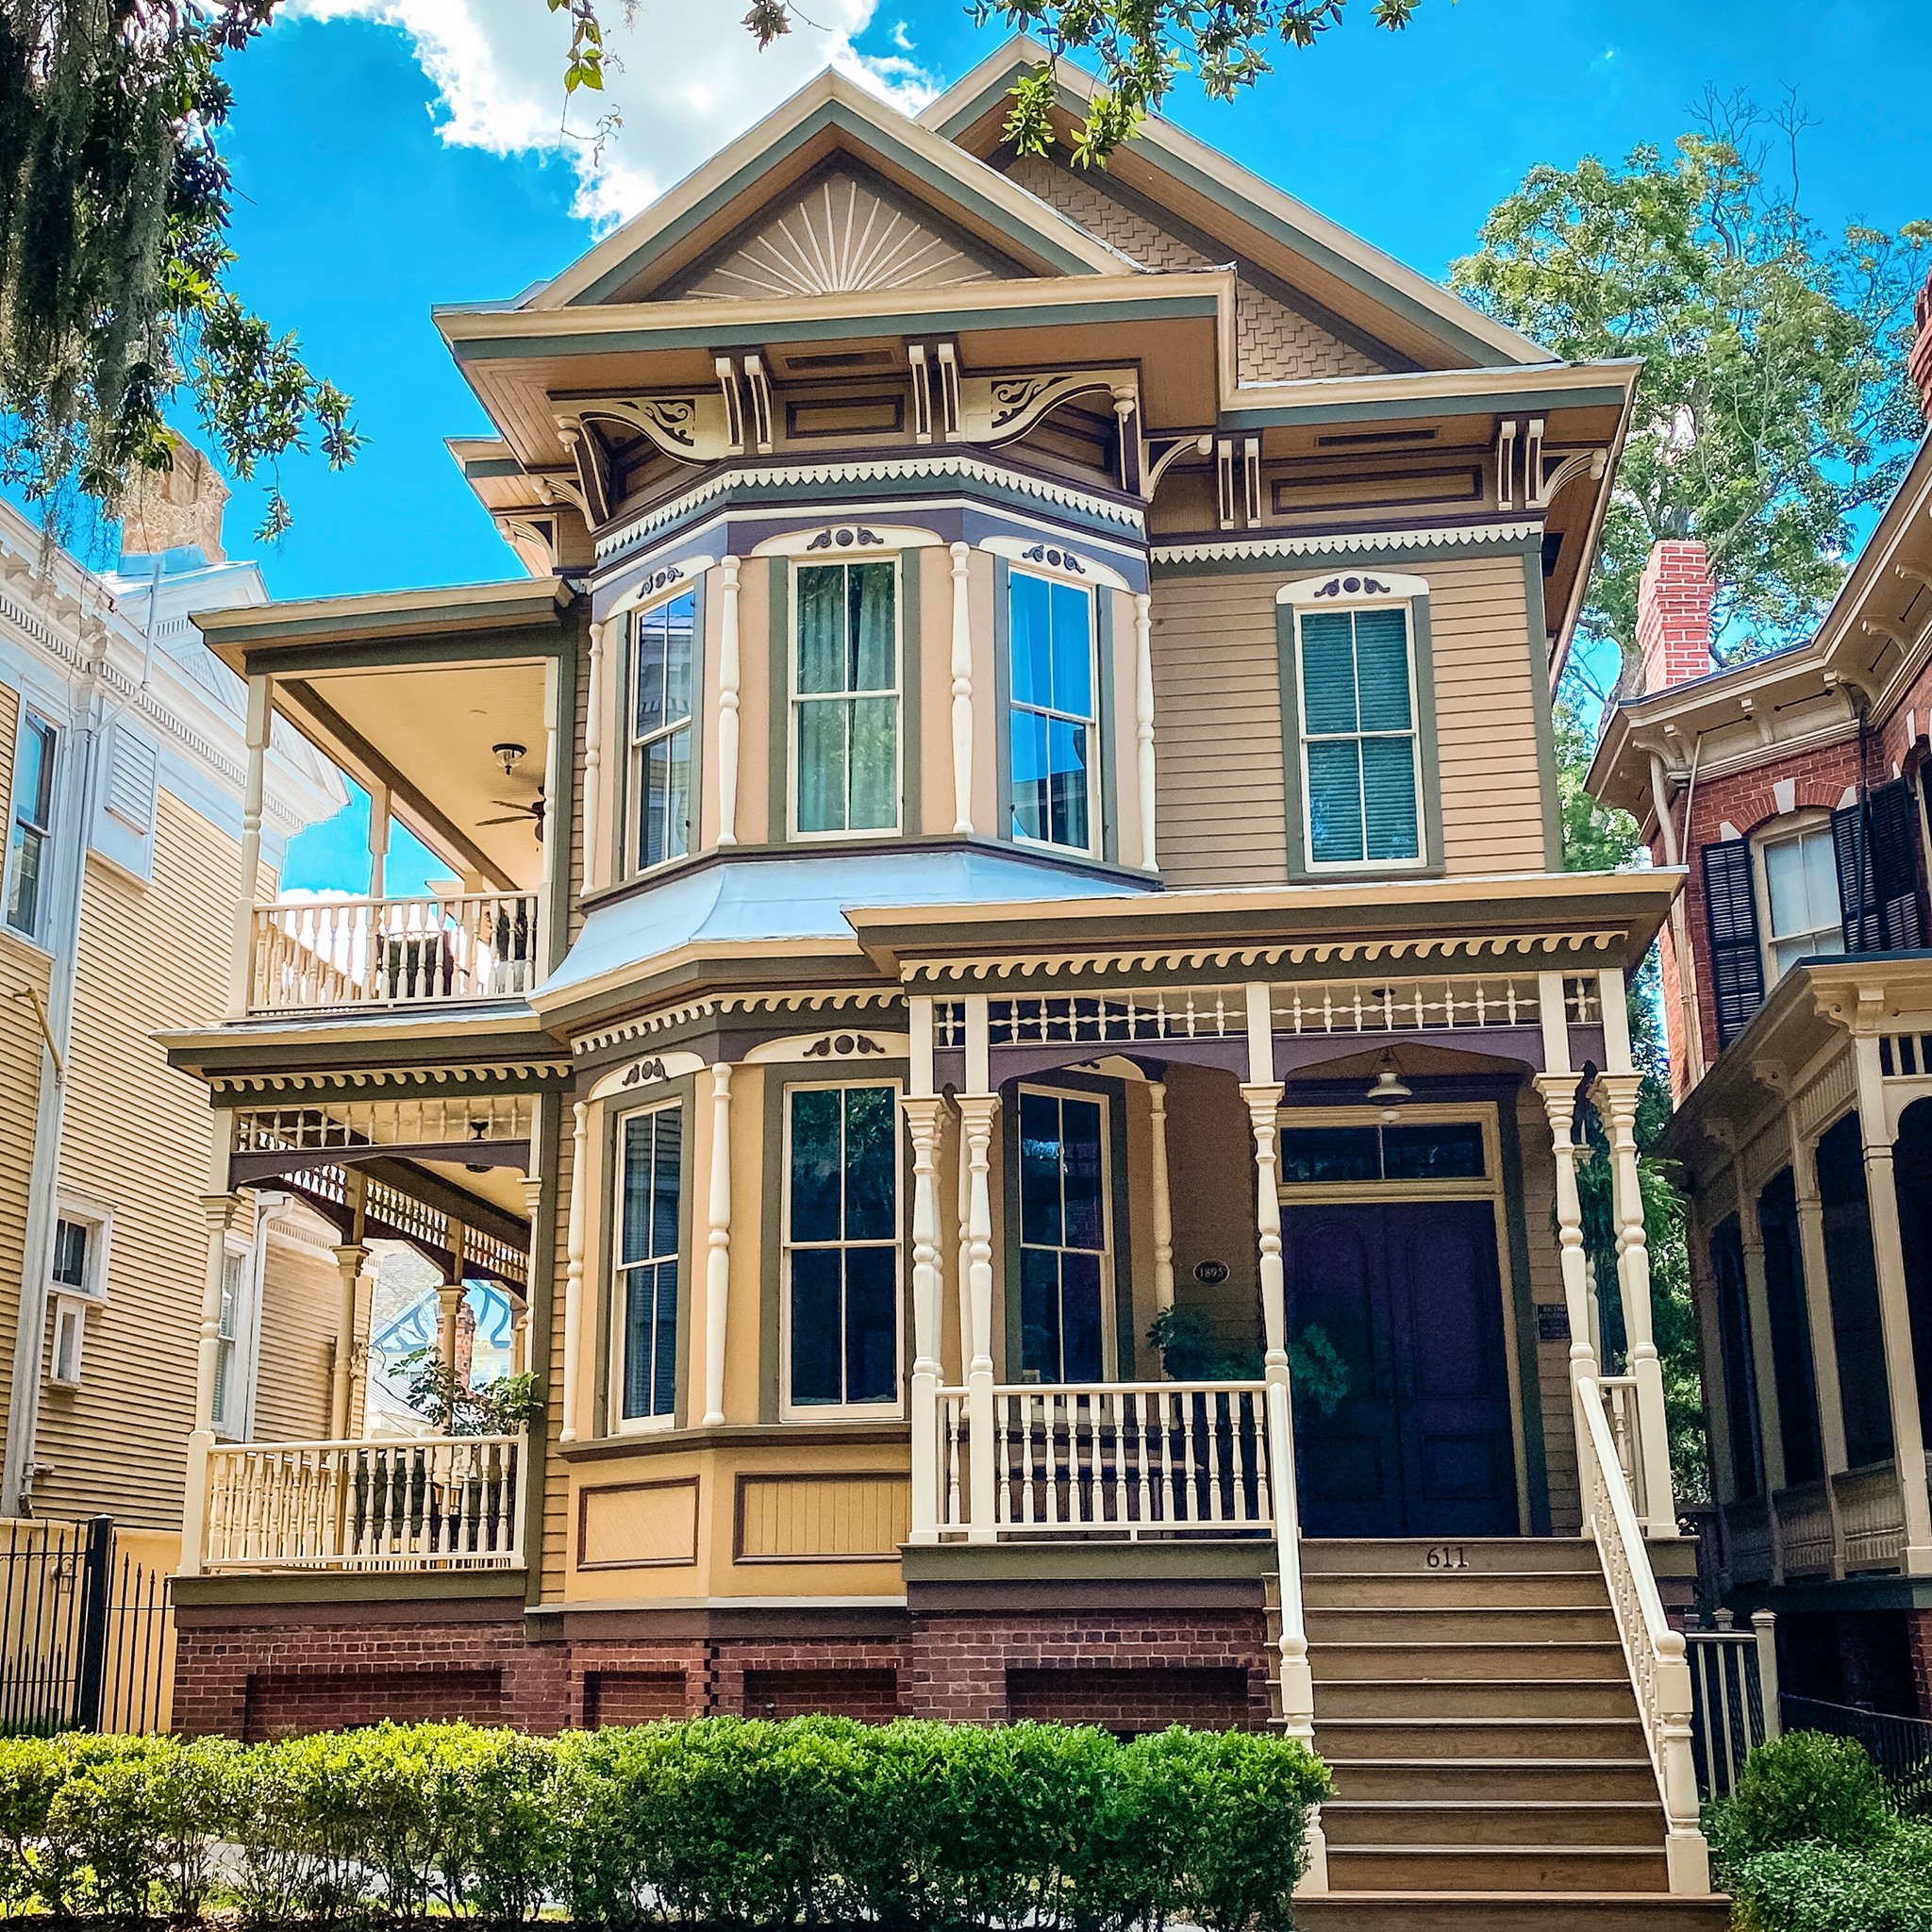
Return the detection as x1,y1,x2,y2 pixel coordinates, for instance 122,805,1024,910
921,39,1557,374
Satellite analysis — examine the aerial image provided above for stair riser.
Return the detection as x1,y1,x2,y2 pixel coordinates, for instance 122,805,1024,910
1312,1642,1626,1680
1301,1540,1601,1576
1326,1764,1660,1805
1320,1722,1648,1760
1306,1574,1611,1609
1308,1609,1618,1642
1323,1807,1666,1849
1317,1681,1638,1719
1291,1897,1731,1931
1329,1849,1672,1892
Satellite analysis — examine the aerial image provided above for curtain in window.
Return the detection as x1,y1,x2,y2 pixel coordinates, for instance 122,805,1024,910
795,563,896,834
1298,607,1420,866
618,1105,682,1421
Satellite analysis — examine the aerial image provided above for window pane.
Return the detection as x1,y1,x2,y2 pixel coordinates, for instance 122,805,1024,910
842,1087,897,1241
661,592,695,724
1010,573,1051,708
851,564,895,692
796,699,848,833
1060,1250,1105,1382
1060,1098,1104,1251
1046,719,1090,851
1299,614,1357,735
653,1262,678,1416
1279,1126,1380,1184
789,1089,843,1242
12,719,53,827
1020,1247,1060,1380
1381,1122,1486,1180
52,1220,87,1289
843,1246,898,1404
7,824,42,933
651,1105,682,1259
1049,582,1093,718
621,1114,658,1264
1352,608,1412,731
1306,740,1364,863
624,1259,676,1420
789,1248,841,1404
1803,831,1839,933
1763,836,1808,937
846,696,897,831
1019,1091,1063,1247
1360,735,1421,861
796,567,847,693
1009,708,1050,841
634,611,667,737
641,729,691,869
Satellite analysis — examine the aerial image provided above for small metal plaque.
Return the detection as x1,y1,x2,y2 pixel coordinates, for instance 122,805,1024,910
1536,1304,1572,1343
1193,1259,1230,1286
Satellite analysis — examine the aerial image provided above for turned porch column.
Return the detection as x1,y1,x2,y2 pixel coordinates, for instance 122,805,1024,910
1148,1078,1175,1315
702,1064,733,1425
905,994,944,1545
959,993,999,1542
329,1242,369,1441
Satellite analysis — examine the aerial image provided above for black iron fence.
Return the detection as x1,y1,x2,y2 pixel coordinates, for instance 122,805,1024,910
1784,1695,1932,1815
0,1516,172,1735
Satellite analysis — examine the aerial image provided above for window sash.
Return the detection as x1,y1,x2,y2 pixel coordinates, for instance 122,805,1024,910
1016,1088,1111,1384
791,562,900,837
783,1083,901,1414
628,594,696,873
1296,607,1424,869
615,1101,683,1424
1008,572,1097,853
7,715,57,937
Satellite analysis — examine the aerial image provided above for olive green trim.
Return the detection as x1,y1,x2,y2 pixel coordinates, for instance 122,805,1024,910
1095,587,1119,866
900,1539,1273,1583
595,1075,699,1440
768,559,790,848
992,556,1013,840
549,611,581,981
1524,549,1564,871
566,96,1106,306
524,1089,560,1608
1219,384,1624,432
1494,1092,1552,1536
615,577,707,883
240,625,566,681
1274,592,1444,884
901,548,923,839
172,1572,528,1608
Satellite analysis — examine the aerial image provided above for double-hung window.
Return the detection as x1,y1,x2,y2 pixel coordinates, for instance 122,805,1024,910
793,562,898,836
1017,1089,1110,1383
784,1084,899,1412
1008,572,1096,852
210,1245,249,1431
1758,821,1841,981
47,1208,109,1392
629,591,695,871
1294,605,1423,868
615,1102,683,1426
6,713,58,939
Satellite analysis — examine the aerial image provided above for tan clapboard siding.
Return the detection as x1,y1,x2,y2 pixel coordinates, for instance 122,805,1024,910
0,682,50,1436
1148,572,1289,888
1516,1088,1579,1534
37,791,237,1529
567,630,590,943
736,1474,910,1560
250,1221,338,1443
1425,557,1548,874
541,1107,575,1598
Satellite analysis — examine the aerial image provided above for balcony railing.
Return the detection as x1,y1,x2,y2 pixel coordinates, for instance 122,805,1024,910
1719,1458,1914,1586
935,1382,1274,1538
198,1434,526,1573
245,891,539,1015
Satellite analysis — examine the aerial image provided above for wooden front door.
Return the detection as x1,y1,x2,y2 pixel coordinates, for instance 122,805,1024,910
1284,1200,1518,1537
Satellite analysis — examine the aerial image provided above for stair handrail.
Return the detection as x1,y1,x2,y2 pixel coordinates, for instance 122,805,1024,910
1574,1372,1711,1896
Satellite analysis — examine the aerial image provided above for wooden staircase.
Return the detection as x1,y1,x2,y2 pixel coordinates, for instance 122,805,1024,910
1272,1538,1729,1930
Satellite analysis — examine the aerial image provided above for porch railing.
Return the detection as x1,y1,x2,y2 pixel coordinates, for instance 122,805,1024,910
1575,1372,1711,1894
245,891,540,1015
198,1434,525,1572
1719,1458,1913,1587
935,1382,1273,1538
1685,1612,1780,1801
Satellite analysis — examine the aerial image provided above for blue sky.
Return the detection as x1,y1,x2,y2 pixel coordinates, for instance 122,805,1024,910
200,0,1929,889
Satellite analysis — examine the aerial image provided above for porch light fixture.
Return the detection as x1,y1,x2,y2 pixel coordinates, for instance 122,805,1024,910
1365,1050,1411,1122
492,742,527,777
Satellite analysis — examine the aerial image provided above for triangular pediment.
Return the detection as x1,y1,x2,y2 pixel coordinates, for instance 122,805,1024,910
671,165,1012,302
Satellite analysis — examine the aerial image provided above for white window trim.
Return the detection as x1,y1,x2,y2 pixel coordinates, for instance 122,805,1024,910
48,1299,86,1390
212,1195,275,1442
5,707,61,946
779,1077,905,1421
625,585,699,879
611,1096,684,1436
1007,569,1102,861
1752,809,1841,986
1282,587,1428,876
788,556,904,842
50,1195,112,1303
1014,1083,1117,1384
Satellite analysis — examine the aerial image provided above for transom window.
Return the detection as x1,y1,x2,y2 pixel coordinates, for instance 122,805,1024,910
1017,1088,1111,1383
1295,606,1423,868
615,1102,683,1425
1758,822,1840,982
1278,1121,1487,1185
784,1084,899,1412
629,591,695,872
1008,572,1096,852
793,561,898,835
6,712,58,939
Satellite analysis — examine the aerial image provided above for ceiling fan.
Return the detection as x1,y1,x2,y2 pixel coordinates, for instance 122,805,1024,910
478,790,544,841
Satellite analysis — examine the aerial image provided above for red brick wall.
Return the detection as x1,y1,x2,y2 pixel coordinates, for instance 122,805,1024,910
1638,541,1716,692
741,1668,906,1722
1006,1666,1253,1733
243,1668,504,1742
1907,1609,1932,1721
583,1671,691,1726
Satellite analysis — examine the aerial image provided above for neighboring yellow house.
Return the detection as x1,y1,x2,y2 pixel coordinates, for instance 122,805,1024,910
0,450,344,1545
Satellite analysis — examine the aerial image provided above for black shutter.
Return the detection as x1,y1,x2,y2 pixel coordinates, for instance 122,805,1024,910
1833,800,1884,951
1703,838,1766,1046
1871,779,1925,950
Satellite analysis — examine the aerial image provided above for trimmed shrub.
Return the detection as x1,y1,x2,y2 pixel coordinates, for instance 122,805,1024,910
1728,1822,1932,1932
1707,1730,1891,1867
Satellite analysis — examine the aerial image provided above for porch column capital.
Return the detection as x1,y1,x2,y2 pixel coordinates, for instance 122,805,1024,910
200,1191,242,1236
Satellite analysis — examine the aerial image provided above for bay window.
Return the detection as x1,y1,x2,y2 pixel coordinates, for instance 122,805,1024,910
615,1101,683,1426
1008,571,1096,852
792,561,898,836
629,591,695,872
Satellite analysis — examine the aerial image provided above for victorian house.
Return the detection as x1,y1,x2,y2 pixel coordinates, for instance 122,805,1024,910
1589,300,1932,1725
159,42,1730,1924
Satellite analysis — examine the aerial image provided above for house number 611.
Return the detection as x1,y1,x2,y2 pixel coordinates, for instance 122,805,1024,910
1424,1545,1468,1570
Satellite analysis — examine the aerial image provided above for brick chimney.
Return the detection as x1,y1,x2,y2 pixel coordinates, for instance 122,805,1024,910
1911,267,1932,423
117,433,228,567
1638,539,1714,692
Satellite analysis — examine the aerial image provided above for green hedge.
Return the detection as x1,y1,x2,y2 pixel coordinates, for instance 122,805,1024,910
0,1715,1331,1928
1707,1732,1932,1932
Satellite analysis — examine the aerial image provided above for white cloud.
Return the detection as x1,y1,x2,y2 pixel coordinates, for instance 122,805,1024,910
288,0,940,230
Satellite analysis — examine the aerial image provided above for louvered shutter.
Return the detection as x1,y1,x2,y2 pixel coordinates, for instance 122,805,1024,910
1833,800,1885,951
104,725,157,834
1871,780,1925,950
1703,838,1766,1045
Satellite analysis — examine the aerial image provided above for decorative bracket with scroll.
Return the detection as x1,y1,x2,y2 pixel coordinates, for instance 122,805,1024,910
555,393,741,522
956,365,1141,464
1495,414,1607,511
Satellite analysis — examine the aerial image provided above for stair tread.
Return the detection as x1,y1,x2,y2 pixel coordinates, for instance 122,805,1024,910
1331,1844,1665,1857
1310,1641,1624,1652
1318,1676,1633,1687
1323,1714,1641,1725
1326,1757,1656,1769
1299,1891,1728,1904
